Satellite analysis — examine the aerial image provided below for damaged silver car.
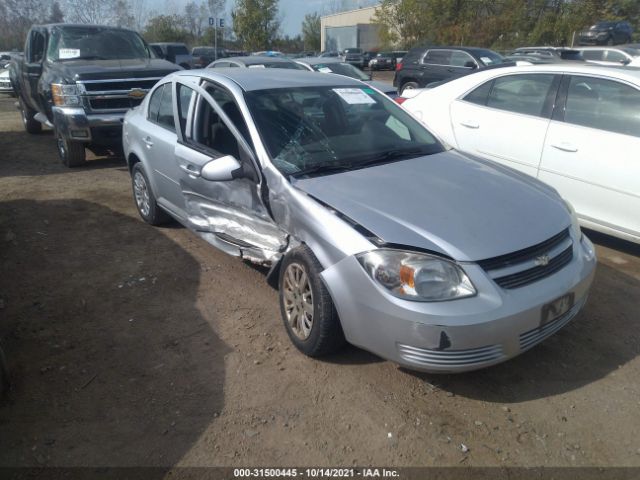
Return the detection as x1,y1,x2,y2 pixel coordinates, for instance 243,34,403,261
123,69,597,373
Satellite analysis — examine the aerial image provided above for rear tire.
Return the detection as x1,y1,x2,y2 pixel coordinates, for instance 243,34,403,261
57,131,86,167
19,98,41,134
400,81,419,94
131,163,170,225
278,246,346,357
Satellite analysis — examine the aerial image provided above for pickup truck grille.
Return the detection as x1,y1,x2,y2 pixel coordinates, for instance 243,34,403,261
77,77,162,113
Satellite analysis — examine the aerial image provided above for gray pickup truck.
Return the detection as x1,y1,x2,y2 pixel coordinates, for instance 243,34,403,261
10,23,180,167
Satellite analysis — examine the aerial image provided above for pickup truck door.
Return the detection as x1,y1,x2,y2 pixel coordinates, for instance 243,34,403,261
23,28,47,112
450,73,559,177
539,75,640,240
172,78,287,262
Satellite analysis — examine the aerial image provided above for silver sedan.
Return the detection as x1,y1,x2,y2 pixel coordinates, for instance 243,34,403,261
122,69,596,373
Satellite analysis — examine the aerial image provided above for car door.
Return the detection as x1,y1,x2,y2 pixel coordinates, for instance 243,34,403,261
142,82,186,215
449,73,559,177
539,74,640,240
23,28,46,112
173,78,287,260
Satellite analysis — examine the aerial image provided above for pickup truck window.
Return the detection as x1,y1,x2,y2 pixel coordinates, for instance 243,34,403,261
46,26,150,62
28,30,46,63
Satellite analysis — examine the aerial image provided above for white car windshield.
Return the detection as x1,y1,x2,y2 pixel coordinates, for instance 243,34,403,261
244,86,444,177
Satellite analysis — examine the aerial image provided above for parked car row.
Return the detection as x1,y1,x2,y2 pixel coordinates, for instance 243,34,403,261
15,22,640,377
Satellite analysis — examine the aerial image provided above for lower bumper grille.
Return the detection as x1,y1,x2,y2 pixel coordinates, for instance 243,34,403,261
89,97,143,111
519,296,586,351
397,343,504,368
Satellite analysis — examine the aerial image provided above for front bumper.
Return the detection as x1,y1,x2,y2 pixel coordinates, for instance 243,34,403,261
321,233,596,373
52,106,125,145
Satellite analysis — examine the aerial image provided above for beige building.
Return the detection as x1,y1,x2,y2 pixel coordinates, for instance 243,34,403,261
321,5,382,52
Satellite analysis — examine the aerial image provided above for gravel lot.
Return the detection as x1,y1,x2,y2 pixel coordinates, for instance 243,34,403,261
1,87,639,471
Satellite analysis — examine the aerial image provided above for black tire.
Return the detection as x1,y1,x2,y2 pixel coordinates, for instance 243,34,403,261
56,131,86,167
131,162,170,225
19,97,41,134
400,81,420,94
0,343,9,396
278,245,346,357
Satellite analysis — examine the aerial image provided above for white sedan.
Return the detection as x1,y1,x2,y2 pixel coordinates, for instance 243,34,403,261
401,63,640,244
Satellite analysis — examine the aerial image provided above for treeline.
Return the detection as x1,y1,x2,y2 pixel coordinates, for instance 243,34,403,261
0,0,319,54
374,0,640,50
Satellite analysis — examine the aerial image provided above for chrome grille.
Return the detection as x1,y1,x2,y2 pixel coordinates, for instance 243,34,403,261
478,229,573,289
397,343,504,368
519,296,586,351
77,77,162,113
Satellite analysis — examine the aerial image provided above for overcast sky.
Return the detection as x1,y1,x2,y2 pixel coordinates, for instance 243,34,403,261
150,0,379,37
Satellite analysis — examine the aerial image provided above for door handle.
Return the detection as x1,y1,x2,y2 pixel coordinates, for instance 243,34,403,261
550,142,578,153
459,120,479,129
142,136,153,148
180,164,201,177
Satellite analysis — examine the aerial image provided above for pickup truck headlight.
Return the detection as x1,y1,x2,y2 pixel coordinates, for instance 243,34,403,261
51,83,81,107
357,249,476,302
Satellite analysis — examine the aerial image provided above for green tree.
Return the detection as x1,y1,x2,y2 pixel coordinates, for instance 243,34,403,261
301,12,320,51
232,0,280,51
49,1,64,23
143,14,190,43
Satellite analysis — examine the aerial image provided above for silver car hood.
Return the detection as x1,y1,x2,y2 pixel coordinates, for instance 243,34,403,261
292,150,570,262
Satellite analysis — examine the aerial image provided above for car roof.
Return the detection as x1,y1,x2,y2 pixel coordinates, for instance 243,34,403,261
150,42,187,46
40,23,138,33
219,56,298,66
456,62,640,84
296,57,343,65
174,68,363,91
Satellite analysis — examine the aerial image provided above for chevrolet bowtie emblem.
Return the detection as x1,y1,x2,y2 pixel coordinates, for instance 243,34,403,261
535,254,551,267
128,88,147,99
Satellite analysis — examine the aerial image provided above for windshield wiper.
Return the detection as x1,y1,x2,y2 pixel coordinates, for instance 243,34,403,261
59,55,110,61
290,163,354,178
349,147,431,168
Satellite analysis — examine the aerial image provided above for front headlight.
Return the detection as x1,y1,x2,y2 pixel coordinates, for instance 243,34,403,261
51,83,81,107
562,198,582,239
356,249,476,302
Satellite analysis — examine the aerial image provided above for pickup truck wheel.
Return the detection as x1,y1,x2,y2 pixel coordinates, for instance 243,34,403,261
279,246,346,357
131,163,170,225
57,132,86,167
19,99,41,134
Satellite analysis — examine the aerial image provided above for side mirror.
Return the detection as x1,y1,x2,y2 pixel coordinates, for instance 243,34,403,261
621,59,631,65
201,155,242,181
0,54,10,61
464,61,477,69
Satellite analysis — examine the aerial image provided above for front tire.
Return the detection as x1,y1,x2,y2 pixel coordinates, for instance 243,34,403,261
19,98,41,134
57,131,86,167
131,163,170,225
279,246,345,357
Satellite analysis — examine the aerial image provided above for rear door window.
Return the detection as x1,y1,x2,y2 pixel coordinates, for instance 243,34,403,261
581,49,604,61
423,50,452,65
157,84,176,131
147,84,164,122
564,76,640,138
486,74,556,117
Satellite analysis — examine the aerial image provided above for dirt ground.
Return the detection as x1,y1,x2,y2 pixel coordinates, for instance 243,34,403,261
1,87,640,471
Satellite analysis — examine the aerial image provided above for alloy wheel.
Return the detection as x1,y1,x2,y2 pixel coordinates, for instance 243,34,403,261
133,171,151,218
282,262,314,340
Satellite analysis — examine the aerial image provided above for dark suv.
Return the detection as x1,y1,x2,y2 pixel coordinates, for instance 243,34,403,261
578,21,633,45
393,46,505,94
